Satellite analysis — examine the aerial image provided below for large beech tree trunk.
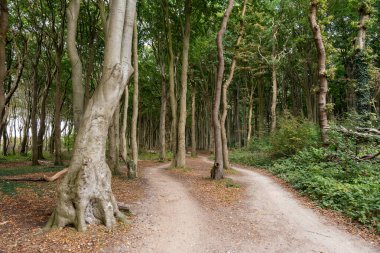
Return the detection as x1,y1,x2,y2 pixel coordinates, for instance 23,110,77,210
45,0,136,232
67,0,84,132
173,0,191,168
309,0,329,146
220,0,246,169
211,0,234,180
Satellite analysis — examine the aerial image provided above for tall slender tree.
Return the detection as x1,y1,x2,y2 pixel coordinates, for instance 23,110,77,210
309,0,329,146
211,0,235,180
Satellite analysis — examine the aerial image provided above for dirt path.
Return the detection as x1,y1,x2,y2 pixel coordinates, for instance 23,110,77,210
103,158,378,253
116,163,216,253
201,156,378,253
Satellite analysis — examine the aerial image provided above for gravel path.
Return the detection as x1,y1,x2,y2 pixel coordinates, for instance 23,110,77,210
108,158,379,253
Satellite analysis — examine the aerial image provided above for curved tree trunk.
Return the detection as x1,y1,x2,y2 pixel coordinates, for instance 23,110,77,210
211,0,234,180
309,0,329,146
131,17,139,172
67,0,84,133
45,0,136,232
220,0,246,169
174,0,191,168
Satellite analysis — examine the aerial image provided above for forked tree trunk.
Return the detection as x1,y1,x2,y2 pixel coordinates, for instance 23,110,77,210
211,0,234,180
131,17,139,171
173,0,191,168
309,0,329,146
220,0,246,169
67,0,84,132
45,0,136,232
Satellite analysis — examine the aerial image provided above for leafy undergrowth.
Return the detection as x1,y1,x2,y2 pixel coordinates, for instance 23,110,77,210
167,157,244,207
230,147,380,234
0,161,148,253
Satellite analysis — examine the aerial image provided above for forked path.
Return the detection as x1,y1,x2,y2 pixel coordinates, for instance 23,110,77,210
122,163,215,253
115,158,378,253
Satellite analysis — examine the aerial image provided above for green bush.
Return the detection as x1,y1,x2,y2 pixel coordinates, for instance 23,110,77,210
270,148,380,233
270,114,320,156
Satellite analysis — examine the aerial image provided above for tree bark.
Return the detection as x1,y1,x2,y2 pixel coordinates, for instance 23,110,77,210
163,0,178,166
309,0,329,146
67,0,84,132
220,0,246,169
247,84,255,142
354,2,371,118
191,86,196,157
211,0,234,180
131,17,139,172
53,49,64,165
174,0,191,168
159,75,167,161
121,86,129,162
0,0,8,138
45,0,136,232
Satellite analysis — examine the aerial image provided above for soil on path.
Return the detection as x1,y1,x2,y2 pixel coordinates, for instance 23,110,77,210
107,157,379,253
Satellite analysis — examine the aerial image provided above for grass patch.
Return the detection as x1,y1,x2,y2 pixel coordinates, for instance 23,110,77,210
224,178,241,188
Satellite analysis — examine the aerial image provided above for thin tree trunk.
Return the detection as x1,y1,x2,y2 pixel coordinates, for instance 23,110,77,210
131,17,139,171
247,84,255,143
174,0,192,168
211,0,234,180
121,86,129,161
53,50,64,165
270,62,278,133
67,0,84,132
159,76,167,161
191,86,196,157
309,0,329,146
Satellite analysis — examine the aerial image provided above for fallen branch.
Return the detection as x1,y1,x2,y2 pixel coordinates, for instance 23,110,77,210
337,126,380,142
1,168,68,182
359,151,380,160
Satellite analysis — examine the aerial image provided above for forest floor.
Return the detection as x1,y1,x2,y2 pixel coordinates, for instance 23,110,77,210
0,156,379,252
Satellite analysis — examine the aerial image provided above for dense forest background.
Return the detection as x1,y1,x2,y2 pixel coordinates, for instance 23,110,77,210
0,0,379,233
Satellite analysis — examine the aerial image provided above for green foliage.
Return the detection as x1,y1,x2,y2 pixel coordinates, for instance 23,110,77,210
270,148,380,233
270,114,320,156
